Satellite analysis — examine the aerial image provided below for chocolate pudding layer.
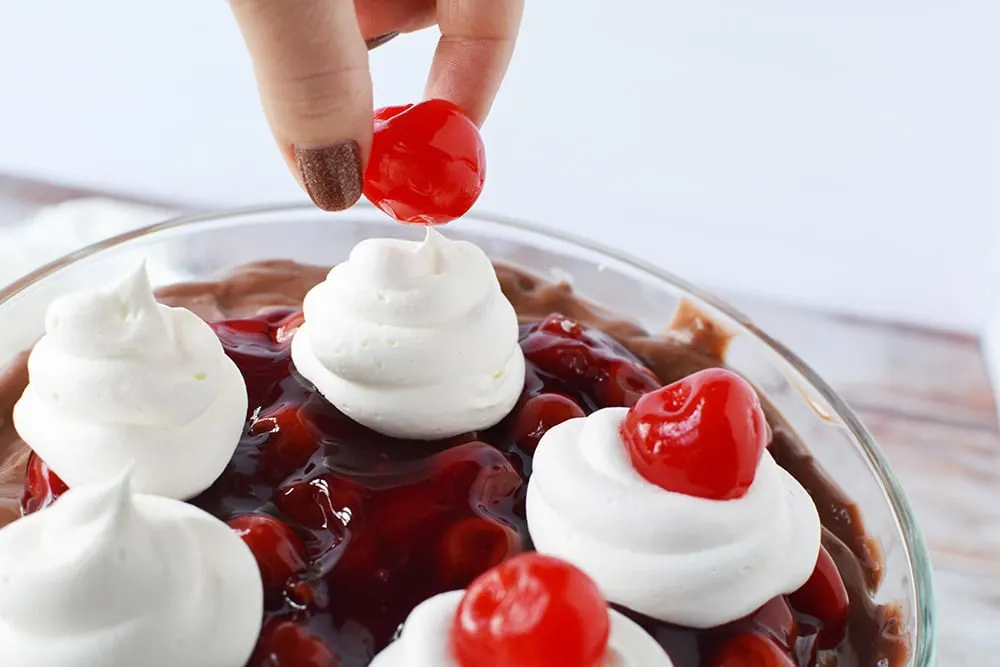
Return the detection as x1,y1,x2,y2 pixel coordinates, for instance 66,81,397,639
0,260,909,666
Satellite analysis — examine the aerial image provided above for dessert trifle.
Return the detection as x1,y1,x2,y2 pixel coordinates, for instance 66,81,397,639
0,102,926,666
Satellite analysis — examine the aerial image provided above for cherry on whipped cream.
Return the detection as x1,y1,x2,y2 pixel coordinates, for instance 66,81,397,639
511,393,586,453
705,632,796,667
451,553,611,667
788,546,850,650
228,513,307,592
620,367,768,500
364,99,486,225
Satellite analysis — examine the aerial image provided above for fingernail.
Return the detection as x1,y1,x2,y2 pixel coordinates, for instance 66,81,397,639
294,141,364,212
366,32,399,50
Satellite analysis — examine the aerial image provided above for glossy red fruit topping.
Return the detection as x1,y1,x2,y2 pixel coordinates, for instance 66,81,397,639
521,314,661,408
364,99,486,225
598,358,663,408
21,452,68,514
250,403,319,478
250,619,341,667
511,393,585,453
274,310,306,345
273,440,523,602
275,473,368,535
538,314,583,338
284,577,331,612
211,312,295,386
228,513,307,591
438,517,521,590
788,546,850,649
621,368,768,500
211,316,273,345
743,597,799,652
451,553,610,667
705,632,795,667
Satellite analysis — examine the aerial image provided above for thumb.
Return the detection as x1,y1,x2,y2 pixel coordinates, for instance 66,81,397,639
230,0,372,211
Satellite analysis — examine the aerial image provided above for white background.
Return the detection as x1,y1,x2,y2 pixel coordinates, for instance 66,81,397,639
0,1,996,331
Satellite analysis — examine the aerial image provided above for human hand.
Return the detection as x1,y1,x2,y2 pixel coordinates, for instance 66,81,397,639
229,0,524,211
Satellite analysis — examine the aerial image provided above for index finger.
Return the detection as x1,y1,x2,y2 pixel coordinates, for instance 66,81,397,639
229,0,373,211
425,0,524,126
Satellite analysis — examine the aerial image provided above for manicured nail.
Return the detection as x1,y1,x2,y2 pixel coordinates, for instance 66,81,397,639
294,141,364,212
366,32,399,50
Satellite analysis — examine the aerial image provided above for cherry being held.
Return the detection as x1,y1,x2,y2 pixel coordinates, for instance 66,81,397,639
364,99,486,225
621,367,769,500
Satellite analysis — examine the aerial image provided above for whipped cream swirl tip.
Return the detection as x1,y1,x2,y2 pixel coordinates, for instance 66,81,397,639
526,408,822,628
0,470,263,667
292,228,525,439
13,263,248,499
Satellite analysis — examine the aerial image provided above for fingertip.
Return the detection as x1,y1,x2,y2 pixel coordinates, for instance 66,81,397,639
426,0,524,126
425,38,516,126
294,141,365,212
229,0,374,209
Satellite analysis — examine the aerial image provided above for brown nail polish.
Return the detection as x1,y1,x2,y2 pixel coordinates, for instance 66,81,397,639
294,141,364,212
365,32,399,50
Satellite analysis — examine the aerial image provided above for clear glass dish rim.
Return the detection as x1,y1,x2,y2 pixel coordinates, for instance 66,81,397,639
0,201,936,665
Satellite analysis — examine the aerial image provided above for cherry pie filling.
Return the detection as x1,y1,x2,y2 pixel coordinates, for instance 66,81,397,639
21,309,903,667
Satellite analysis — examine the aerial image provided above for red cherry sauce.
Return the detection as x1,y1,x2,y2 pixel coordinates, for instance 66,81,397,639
22,311,848,667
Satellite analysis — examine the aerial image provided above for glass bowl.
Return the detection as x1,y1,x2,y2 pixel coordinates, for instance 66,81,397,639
0,202,935,665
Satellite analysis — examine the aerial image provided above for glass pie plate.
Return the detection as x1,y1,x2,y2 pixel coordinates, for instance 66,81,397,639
0,202,936,666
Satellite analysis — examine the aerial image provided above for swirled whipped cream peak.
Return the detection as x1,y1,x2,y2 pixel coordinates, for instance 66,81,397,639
13,263,248,499
0,470,263,667
527,369,822,628
291,227,525,439
371,553,674,667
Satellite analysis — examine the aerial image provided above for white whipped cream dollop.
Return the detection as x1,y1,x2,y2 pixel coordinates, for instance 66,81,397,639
526,408,822,629
370,590,674,667
0,472,263,667
291,228,525,439
13,264,248,500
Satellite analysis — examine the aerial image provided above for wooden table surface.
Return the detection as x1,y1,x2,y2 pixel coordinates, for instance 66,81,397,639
740,299,999,665
2,175,997,663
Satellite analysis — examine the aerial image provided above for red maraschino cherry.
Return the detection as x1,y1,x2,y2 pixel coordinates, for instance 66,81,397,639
621,368,768,500
364,99,486,225
451,553,611,667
